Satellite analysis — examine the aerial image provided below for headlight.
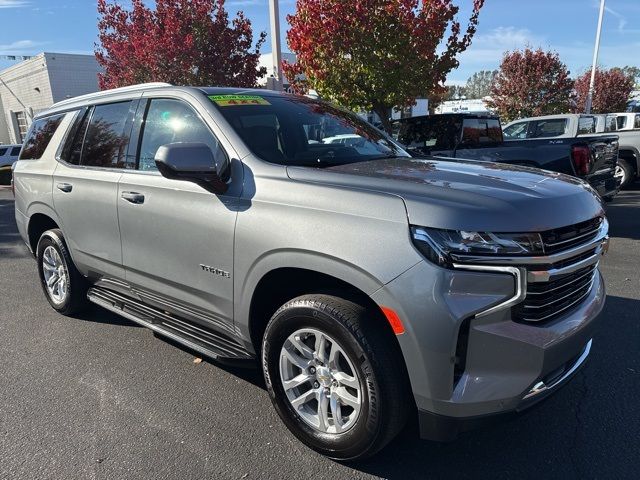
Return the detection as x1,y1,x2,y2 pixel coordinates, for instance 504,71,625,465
411,226,544,267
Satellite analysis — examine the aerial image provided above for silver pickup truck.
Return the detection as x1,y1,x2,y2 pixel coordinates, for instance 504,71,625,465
504,113,640,187
13,84,608,460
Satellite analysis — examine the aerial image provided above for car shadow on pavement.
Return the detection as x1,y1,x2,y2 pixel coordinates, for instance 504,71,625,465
606,182,640,241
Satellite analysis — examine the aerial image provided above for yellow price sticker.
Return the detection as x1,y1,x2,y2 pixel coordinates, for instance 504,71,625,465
209,95,271,107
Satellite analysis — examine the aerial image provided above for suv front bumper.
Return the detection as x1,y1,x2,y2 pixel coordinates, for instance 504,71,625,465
371,260,605,441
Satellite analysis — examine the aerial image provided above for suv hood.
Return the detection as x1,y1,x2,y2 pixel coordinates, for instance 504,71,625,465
287,157,604,232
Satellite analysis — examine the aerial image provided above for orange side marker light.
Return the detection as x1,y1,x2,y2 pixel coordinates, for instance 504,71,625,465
380,306,405,335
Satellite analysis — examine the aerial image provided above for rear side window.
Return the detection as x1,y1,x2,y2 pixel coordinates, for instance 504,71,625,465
81,102,134,169
138,98,225,172
577,117,595,135
529,119,567,138
635,115,640,129
0,148,7,156
19,114,65,160
10,146,21,156
461,118,502,145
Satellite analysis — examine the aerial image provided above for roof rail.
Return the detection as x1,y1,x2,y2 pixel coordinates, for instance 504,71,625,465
50,82,172,109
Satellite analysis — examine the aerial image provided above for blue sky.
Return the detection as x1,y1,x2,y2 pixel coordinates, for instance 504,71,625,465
0,0,639,83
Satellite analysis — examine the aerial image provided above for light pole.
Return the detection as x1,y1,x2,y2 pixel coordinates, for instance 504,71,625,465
268,0,283,91
585,0,605,114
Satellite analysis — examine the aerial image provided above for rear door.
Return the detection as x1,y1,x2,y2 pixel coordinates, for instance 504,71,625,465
116,94,242,333
52,99,138,279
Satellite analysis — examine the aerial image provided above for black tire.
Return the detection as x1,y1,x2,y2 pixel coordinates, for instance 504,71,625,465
616,158,634,189
36,229,89,315
262,294,410,460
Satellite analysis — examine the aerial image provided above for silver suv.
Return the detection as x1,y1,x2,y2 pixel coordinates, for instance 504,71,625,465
13,83,608,460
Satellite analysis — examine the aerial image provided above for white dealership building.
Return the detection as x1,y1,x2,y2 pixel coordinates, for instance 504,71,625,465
0,53,101,144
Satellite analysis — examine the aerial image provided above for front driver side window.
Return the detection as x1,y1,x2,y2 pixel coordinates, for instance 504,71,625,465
503,122,528,139
138,98,226,172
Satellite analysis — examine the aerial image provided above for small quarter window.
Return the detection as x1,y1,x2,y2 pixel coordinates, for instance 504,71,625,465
19,114,65,160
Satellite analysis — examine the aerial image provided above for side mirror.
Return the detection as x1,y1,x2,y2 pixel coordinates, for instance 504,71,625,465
154,142,229,194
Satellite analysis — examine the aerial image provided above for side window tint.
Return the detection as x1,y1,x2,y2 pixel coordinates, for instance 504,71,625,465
63,109,92,165
11,146,21,156
503,122,528,139
0,148,7,156
19,114,65,160
578,117,595,135
530,119,567,138
81,101,133,169
138,99,225,172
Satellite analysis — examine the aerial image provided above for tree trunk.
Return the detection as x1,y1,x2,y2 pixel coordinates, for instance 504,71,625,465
373,103,393,134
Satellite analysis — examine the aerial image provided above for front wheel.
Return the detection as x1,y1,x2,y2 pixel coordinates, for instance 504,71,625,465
262,295,410,460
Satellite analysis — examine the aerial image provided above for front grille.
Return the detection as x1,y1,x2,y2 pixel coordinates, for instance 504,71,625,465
512,216,605,323
540,217,603,254
513,263,598,322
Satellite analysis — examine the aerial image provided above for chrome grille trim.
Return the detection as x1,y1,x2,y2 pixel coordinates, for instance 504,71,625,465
452,216,608,323
526,266,596,295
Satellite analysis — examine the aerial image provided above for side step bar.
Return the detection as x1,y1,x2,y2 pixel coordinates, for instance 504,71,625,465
87,287,254,364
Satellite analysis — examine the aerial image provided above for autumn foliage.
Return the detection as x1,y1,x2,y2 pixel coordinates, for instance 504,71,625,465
95,0,266,90
488,48,574,121
283,0,485,131
572,68,635,114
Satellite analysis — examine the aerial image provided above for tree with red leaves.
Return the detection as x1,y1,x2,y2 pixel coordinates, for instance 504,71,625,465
95,0,266,90
572,68,635,114
283,0,485,132
488,48,573,122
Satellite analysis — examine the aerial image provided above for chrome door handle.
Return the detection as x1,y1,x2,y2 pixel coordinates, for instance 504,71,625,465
56,183,73,193
121,191,145,204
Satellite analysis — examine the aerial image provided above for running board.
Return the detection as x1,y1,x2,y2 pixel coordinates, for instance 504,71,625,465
87,287,254,364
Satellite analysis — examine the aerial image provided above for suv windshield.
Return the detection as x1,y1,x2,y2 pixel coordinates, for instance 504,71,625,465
209,93,409,167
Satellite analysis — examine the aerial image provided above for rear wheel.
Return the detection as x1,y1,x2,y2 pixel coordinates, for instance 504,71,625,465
36,229,89,315
262,294,409,460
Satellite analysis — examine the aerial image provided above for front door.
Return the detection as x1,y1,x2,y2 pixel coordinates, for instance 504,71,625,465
117,97,241,333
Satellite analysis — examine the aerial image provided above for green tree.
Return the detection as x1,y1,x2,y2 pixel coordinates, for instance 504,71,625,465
465,70,497,98
283,0,485,132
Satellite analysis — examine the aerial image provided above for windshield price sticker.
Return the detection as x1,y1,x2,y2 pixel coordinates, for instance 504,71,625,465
209,95,270,107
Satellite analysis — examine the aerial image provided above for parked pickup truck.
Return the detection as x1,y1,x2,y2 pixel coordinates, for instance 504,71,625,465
503,113,640,188
391,113,620,199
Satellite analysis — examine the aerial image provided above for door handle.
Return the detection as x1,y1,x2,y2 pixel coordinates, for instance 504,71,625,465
121,191,145,204
56,183,73,193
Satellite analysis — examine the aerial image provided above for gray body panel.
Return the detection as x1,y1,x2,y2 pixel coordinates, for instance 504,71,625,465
13,84,607,436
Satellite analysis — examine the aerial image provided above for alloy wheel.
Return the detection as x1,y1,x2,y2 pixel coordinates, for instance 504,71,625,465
279,328,362,434
42,245,68,305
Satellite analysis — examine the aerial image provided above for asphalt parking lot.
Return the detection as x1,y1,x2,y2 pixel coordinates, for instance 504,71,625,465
0,185,638,480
